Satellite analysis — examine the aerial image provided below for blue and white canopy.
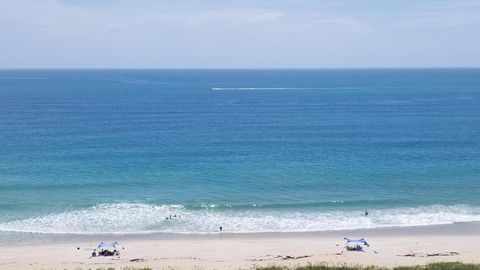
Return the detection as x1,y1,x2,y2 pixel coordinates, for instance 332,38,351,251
344,238,369,246
97,241,119,251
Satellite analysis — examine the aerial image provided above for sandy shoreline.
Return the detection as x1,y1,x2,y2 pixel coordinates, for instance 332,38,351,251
1,223,479,269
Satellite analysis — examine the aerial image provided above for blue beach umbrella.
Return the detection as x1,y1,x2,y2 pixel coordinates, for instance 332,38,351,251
97,241,119,252
343,238,369,251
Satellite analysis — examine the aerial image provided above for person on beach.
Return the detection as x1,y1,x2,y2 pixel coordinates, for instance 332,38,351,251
365,210,368,216
219,226,223,232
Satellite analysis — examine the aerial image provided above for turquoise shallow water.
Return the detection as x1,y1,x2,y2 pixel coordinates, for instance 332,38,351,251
0,69,479,234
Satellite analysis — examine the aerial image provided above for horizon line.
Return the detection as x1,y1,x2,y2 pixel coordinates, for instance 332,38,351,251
1,67,480,71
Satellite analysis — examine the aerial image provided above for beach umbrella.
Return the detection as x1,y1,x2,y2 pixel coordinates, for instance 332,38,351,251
343,238,369,251
98,241,119,252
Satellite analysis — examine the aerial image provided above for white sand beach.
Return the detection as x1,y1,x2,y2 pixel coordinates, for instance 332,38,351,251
1,223,479,269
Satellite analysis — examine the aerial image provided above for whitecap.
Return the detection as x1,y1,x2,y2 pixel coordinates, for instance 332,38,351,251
0,203,479,235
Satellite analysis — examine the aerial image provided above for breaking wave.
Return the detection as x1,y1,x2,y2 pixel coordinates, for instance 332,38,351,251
1,203,479,235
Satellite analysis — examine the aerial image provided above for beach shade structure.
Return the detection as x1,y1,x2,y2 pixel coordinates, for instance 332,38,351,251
96,241,119,256
344,238,369,251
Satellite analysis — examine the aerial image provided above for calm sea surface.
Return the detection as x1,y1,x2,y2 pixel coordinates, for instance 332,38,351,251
1,69,479,234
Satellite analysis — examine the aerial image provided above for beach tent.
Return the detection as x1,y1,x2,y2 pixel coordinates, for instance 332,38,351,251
96,241,119,256
344,238,369,251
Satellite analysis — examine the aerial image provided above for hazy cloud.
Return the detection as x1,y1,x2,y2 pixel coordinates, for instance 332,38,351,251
0,0,479,68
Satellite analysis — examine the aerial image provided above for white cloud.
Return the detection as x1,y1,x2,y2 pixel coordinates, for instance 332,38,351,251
0,0,478,68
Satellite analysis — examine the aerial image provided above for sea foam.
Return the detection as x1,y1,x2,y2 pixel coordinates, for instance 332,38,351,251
0,203,479,234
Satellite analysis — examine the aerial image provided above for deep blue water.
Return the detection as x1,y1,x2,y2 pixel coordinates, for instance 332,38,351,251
1,69,480,234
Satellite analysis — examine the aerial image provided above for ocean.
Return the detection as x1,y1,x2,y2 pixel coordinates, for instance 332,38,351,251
0,69,479,235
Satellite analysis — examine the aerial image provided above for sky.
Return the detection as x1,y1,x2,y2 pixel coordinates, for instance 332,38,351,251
1,0,479,68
